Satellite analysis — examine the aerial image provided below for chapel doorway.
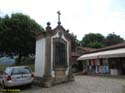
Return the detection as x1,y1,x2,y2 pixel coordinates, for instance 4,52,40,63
55,42,67,66
53,41,68,81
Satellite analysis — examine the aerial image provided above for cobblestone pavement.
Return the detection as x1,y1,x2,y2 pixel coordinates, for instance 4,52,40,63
21,76,125,93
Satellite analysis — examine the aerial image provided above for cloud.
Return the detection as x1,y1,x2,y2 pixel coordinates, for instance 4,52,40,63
0,0,125,40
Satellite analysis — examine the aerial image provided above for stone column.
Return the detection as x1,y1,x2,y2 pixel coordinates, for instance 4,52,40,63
43,37,52,87
68,42,74,81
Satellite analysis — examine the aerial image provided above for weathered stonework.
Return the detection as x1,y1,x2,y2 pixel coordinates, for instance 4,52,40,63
35,22,74,87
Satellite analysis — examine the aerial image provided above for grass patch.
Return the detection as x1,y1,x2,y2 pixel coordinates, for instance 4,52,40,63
0,65,6,71
0,65,13,72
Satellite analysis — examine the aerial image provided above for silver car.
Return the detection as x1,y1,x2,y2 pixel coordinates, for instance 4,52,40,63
0,66,34,88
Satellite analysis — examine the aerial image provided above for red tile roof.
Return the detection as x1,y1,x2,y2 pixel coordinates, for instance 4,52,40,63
85,43,125,54
71,47,96,57
77,47,96,51
71,52,80,57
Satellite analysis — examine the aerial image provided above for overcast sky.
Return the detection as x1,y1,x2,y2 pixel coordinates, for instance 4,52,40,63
0,0,125,40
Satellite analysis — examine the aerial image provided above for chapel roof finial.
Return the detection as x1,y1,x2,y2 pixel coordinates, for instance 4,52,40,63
46,22,51,31
57,10,61,25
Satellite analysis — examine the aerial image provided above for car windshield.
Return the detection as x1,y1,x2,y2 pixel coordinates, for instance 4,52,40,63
4,67,12,75
12,67,32,75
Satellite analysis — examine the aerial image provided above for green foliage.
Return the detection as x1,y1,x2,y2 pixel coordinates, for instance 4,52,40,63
16,56,34,65
14,57,35,71
80,33,105,48
0,13,44,63
69,33,80,51
88,42,105,48
105,33,124,46
0,65,6,71
80,33,125,48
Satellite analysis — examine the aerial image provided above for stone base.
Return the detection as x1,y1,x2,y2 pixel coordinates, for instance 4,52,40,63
68,73,75,81
33,76,53,88
33,76,45,87
44,81,52,87
33,74,74,88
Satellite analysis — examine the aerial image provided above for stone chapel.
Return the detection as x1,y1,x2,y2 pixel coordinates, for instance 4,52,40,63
35,11,74,87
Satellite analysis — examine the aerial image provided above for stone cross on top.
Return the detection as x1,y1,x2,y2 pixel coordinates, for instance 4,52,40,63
57,11,61,25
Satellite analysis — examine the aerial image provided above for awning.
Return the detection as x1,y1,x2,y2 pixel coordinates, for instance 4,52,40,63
77,48,125,60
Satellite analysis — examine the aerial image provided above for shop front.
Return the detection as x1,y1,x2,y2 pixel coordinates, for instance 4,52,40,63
78,45,125,76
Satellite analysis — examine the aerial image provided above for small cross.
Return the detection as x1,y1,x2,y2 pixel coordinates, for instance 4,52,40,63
57,11,61,23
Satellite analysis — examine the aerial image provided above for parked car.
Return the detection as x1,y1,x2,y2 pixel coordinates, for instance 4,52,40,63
0,66,34,88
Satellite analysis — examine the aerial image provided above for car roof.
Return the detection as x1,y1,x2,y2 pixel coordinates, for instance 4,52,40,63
7,66,30,69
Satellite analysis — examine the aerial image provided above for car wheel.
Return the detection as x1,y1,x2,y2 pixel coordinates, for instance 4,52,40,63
1,81,6,89
28,83,32,88
0,83,2,89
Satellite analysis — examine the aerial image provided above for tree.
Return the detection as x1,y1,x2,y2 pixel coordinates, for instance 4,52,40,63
0,13,44,63
80,33,105,48
105,33,124,46
69,33,80,51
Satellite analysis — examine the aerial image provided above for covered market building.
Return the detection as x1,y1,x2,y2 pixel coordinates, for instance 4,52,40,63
77,43,125,75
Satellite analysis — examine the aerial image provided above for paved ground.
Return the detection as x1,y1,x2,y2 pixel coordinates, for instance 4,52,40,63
4,76,125,93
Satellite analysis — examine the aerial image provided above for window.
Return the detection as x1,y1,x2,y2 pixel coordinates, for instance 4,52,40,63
12,67,31,75
55,42,67,66
5,68,12,75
